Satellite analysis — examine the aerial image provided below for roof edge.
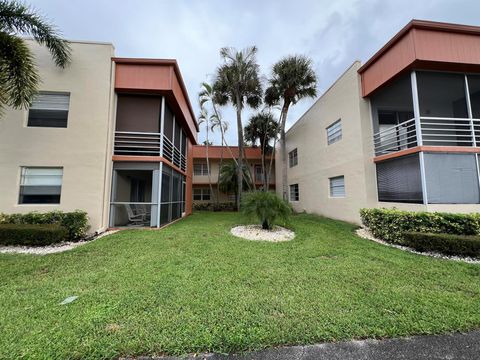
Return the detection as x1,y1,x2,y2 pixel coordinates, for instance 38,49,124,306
358,19,480,74
112,57,199,132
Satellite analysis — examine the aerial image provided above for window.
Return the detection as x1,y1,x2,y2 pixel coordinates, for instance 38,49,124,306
28,92,70,128
288,148,298,167
376,154,422,203
19,167,63,204
228,194,236,202
254,165,263,182
193,188,211,201
193,163,209,176
289,184,299,201
329,176,345,198
326,120,342,145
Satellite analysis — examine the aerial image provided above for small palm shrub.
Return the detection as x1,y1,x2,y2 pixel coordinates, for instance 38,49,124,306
242,191,292,230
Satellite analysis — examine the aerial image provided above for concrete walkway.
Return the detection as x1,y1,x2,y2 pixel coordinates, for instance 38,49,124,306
130,331,480,360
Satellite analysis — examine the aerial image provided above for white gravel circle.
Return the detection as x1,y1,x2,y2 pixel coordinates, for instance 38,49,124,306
0,230,118,256
230,225,295,242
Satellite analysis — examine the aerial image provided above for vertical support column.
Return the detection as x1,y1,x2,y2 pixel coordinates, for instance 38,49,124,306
465,75,480,201
160,96,165,157
465,75,476,146
156,162,164,228
109,170,118,227
151,169,160,227
411,71,428,205
172,115,176,166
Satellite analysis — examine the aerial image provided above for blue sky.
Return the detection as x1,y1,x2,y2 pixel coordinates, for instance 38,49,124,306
31,0,480,145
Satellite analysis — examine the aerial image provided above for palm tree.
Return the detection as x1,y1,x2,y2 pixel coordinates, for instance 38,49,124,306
197,104,215,205
218,161,252,208
0,1,71,114
213,46,262,210
265,55,317,200
199,81,237,163
210,115,230,204
244,112,278,189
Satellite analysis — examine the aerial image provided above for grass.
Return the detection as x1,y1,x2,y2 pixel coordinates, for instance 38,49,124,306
0,212,479,359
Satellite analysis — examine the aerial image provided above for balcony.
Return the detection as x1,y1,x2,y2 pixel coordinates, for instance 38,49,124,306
114,131,186,172
373,117,480,156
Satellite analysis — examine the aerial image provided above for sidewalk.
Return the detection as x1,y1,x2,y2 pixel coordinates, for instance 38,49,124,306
130,330,480,360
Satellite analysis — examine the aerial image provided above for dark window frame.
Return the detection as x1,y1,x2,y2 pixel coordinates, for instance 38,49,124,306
288,148,298,167
289,184,299,201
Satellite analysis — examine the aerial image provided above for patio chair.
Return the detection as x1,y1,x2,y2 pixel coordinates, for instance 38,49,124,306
124,204,146,226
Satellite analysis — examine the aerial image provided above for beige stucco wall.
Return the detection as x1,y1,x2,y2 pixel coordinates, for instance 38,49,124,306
276,62,375,224
0,40,115,234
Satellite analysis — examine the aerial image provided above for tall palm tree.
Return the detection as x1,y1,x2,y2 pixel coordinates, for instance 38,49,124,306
244,112,278,189
265,55,317,200
0,0,71,114
218,161,252,208
210,115,230,204
199,81,237,163
213,46,262,210
197,104,215,205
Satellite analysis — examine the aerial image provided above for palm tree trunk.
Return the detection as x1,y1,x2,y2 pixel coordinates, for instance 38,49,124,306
217,136,224,207
205,125,214,206
213,103,238,166
279,103,290,200
235,96,244,211
266,134,278,192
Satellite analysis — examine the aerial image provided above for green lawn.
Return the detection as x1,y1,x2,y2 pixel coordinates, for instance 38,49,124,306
1,212,479,359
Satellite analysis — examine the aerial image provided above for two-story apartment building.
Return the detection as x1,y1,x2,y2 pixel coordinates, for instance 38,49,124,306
192,145,275,204
279,20,480,224
0,39,198,233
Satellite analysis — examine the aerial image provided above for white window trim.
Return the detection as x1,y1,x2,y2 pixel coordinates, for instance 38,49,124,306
329,176,345,198
326,119,342,145
26,91,70,128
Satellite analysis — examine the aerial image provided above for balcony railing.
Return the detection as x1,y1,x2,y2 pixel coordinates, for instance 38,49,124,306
373,117,480,156
114,131,186,171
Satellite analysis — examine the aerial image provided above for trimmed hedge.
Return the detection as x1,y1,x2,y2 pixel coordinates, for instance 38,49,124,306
403,232,480,258
193,202,236,212
0,210,89,241
0,224,68,246
360,208,480,244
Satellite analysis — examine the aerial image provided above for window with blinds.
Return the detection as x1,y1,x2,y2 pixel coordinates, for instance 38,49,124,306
288,148,298,167
28,92,70,128
326,119,342,145
289,184,299,201
193,188,211,201
19,167,63,204
329,176,345,197
193,163,209,176
376,154,422,203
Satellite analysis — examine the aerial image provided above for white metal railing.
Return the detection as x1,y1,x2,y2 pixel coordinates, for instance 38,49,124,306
114,131,187,172
373,118,417,156
373,117,480,156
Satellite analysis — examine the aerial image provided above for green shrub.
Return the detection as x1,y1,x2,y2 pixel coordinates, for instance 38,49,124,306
193,202,236,212
403,232,480,258
241,191,292,230
0,210,89,241
360,208,480,244
0,224,68,246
